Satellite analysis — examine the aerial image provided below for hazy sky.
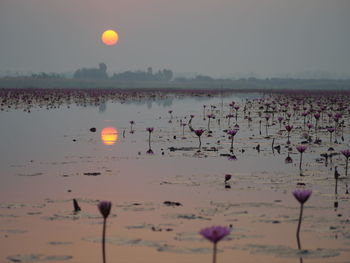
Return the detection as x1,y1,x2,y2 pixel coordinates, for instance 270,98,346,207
1,0,349,77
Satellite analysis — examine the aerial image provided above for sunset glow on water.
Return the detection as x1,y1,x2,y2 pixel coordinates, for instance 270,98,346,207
0,90,349,262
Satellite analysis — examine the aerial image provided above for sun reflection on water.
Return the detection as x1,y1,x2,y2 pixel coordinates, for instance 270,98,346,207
101,126,118,145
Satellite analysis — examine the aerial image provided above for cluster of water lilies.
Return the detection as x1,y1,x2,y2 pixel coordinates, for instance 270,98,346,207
122,90,350,185
96,187,312,263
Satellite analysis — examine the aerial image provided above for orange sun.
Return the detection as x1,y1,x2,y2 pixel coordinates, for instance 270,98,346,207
101,127,118,145
101,30,119,46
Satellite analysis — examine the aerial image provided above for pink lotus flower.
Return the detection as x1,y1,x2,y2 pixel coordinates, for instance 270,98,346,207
200,226,230,244
227,129,238,136
194,129,205,137
285,125,293,144
292,189,312,204
228,154,237,160
146,127,154,133
296,145,307,170
194,129,205,150
293,189,312,250
285,125,293,132
327,127,335,142
98,201,112,219
306,123,314,129
285,155,293,164
200,226,231,263
227,129,238,152
296,145,307,153
98,201,112,263
341,149,350,159
327,127,335,133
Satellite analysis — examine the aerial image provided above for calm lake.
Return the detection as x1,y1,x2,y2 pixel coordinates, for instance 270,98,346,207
0,90,349,263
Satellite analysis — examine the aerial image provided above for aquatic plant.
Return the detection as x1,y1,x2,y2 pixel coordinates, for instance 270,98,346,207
146,148,154,155
341,149,350,176
314,113,320,140
199,226,230,263
146,127,154,149
277,116,284,130
292,189,312,250
194,129,205,151
285,125,293,144
265,115,270,136
224,174,232,183
306,122,313,139
234,106,240,122
327,127,335,143
207,114,215,132
227,129,238,153
296,145,307,171
334,166,340,195
285,153,293,164
98,201,112,263
168,110,173,122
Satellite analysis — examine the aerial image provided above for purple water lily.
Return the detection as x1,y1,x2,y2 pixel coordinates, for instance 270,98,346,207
292,189,312,250
327,127,335,143
194,129,205,150
285,125,293,144
98,201,112,263
341,149,350,176
296,145,307,171
200,226,231,263
227,129,238,152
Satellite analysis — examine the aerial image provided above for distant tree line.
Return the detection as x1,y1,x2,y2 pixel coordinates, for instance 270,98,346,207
73,64,173,82
30,72,64,79
111,67,173,82
174,74,214,82
73,63,108,80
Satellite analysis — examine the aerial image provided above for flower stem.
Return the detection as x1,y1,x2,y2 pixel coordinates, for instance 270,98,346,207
148,132,151,149
102,218,107,263
212,243,217,263
346,158,348,177
230,136,234,152
296,204,304,250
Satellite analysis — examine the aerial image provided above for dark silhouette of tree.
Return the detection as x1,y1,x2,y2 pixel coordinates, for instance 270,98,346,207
74,63,108,80
111,67,173,82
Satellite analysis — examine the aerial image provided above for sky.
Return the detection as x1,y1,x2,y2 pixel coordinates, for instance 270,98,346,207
0,0,349,78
